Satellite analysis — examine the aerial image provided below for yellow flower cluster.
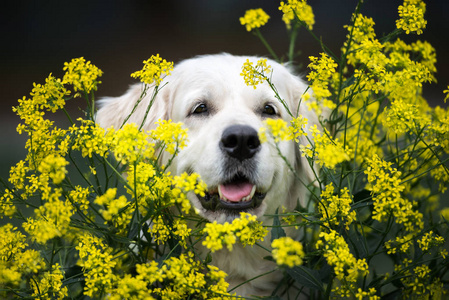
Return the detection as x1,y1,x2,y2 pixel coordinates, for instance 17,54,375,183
427,107,449,165
301,125,351,169
271,236,305,268
396,0,427,35
94,188,132,235
319,184,356,230
76,234,118,297
0,188,16,217
354,288,380,300
343,12,434,101
259,117,308,144
70,118,112,158
23,196,74,244
151,119,188,155
0,224,45,289
37,154,68,184
126,161,157,199
383,99,430,134
365,155,424,234
111,122,155,164
131,54,174,86
76,238,234,299
68,185,91,213
14,79,69,167
171,172,207,213
240,58,272,89
149,215,171,245
62,57,103,96
0,225,67,298
130,253,234,299
395,260,445,298
202,212,268,252
316,230,370,296
30,74,70,113
306,53,338,115
418,231,446,256
279,0,315,30
30,263,68,300
239,8,270,32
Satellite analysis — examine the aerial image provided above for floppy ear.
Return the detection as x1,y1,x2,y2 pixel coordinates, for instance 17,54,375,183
95,83,170,131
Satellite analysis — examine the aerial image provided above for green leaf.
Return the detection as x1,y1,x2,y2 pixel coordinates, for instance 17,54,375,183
271,208,286,243
286,265,324,292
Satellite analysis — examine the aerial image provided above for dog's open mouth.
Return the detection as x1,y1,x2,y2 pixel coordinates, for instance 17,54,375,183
197,174,266,211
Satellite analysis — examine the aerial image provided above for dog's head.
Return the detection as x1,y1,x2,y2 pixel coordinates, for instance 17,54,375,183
97,54,320,223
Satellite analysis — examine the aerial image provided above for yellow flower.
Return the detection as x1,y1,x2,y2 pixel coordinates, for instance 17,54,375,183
70,118,113,158
271,236,305,268
173,219,192,248
382,99,430,135
30,74,70,113
151,119,188,156
108,122,155,164
202,212,268,252
131,54,174,86
279,0,315,30
317,230,369,285
301,125,351,169
0,224,47,290
239,8,270,32
135,253,234,299
31,263,68,300
149,216,171,245
319,184,356,229
107,274,154,300
171,172,207,213
240,58,272,89
355,288,380,300
418,231,445,252
68,186,91,212
94,188,132,235
259,118,292,143
37,154,68,185
306,53,338,114
365,154,424,234
23,197,74,244
396,0,427,35
62,57,103,96
76,234,117,297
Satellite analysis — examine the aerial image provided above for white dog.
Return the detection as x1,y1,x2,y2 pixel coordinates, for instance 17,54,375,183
96,53,319,297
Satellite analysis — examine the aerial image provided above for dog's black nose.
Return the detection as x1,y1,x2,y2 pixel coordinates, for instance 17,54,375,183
220,125,261,161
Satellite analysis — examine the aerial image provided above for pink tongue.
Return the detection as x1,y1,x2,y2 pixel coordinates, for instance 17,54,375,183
219,182,254,202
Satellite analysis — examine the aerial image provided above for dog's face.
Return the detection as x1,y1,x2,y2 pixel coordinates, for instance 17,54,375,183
97,54,317,223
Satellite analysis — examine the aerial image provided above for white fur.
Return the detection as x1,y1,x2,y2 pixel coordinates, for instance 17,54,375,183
96,53,319,298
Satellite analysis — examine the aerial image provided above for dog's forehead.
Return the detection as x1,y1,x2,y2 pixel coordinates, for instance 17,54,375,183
171,55,293,101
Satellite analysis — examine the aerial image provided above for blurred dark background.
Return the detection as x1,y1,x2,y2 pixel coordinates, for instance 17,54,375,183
1,0,448,180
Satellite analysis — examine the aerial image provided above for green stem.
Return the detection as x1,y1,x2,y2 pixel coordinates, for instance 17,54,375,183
254,28,280,62
288,23,300,62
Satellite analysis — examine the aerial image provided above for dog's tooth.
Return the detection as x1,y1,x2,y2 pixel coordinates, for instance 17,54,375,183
218,185,228,201
249,185,256,199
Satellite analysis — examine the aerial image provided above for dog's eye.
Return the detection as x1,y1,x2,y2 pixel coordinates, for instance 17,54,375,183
262,104,277,116
192,103,208,115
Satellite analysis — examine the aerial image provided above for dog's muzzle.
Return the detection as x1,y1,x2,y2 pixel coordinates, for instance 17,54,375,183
197,125,267,212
